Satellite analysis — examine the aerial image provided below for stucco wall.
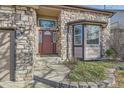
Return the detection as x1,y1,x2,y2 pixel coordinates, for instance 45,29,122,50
60,9,111,60
0,6,37,81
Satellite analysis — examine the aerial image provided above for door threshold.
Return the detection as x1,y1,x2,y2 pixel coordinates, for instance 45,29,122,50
39,54,59,57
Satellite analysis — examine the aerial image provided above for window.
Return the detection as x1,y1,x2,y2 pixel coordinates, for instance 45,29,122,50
74,25,82,45
53,32,57,43
39,32,42,43
85,25,100,45
39,19,56,28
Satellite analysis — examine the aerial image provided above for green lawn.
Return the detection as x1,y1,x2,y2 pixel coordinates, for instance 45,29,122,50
66,61,124,82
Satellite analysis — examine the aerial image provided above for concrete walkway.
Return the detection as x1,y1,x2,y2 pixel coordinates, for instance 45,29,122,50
0,81,34,88
0,80,52,88
33,56,70,87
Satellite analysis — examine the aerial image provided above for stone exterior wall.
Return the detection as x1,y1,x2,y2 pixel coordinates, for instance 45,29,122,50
0,6,37,81
60,9,111,60
0,5,112,81
102,19,111,57
57,16,62,57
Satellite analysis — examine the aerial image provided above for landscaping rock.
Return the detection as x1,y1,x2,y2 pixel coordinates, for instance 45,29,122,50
116,66,124,70
102,80,109,86
79,82,88,88
58,80,70,88
70,82,79,88
97,82,106,88
107,83,113,88
87,82,98,88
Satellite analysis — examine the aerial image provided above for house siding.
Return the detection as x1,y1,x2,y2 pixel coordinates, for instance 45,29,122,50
0,6,37,81
60,9,111,60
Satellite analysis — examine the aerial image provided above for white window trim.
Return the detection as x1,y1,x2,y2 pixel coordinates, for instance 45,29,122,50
74,25,83,46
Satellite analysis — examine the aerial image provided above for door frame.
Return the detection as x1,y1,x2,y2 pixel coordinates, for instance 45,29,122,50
38,30,57,55
0,28,16,81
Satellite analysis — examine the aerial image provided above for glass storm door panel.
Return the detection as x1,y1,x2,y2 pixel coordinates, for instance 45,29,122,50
73,25,83,58
84,25,101,60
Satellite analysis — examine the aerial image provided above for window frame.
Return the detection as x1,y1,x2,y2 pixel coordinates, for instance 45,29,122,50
74,25,83,46
38,18,57,29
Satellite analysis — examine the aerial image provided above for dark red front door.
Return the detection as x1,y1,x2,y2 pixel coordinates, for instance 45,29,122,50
38,30,56,55
42,34,53,54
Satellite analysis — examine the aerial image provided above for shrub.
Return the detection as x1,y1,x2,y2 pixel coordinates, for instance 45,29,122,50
105,48,116,58
68,62,106,82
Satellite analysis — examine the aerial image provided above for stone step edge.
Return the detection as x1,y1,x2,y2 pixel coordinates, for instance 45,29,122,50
33,75,114,88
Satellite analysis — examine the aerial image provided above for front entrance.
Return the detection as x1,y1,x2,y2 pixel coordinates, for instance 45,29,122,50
39,30,57,55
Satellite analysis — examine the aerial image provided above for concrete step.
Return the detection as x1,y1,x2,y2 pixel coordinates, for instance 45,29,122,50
35,56,62,63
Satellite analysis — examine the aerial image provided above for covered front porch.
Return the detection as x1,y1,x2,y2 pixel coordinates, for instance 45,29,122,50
33,5,113,61
35,6,61,57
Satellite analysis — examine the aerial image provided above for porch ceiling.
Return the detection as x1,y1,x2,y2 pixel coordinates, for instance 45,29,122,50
36,6,60,19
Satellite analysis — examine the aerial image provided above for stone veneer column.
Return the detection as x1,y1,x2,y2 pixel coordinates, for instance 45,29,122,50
15,6,37,81
0,6,37,81
60,9,111,60
101,19,111,57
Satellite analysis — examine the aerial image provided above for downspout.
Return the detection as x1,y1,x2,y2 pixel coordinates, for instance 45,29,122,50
66,24,69,61
10,5,17,81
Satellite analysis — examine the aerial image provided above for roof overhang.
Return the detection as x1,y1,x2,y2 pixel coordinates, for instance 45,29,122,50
36,6,60,18
39,5,114,17
22,5,115,18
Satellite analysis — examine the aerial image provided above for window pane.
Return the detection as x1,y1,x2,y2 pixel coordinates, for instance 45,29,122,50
74,25,82,35
86,25,100,44
74,25,82,45
53,32,57,43
39,19,56,28
74,36,82,45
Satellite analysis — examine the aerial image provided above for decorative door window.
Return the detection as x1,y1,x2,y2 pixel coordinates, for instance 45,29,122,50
74,25,82,45
85,25,100,45
44,31,51,35
39,19,56,28
53,32,57,43
39,32,42,43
